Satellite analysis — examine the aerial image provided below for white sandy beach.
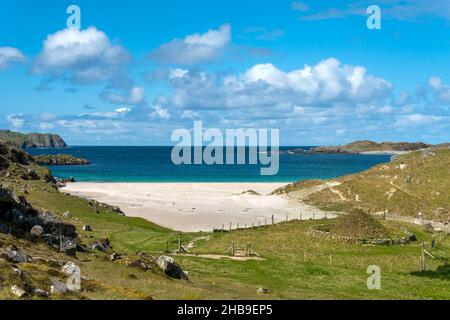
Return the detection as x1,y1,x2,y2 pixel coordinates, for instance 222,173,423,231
61,182,330,232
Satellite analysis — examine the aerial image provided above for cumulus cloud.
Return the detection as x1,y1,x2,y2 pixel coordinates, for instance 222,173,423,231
0,47,26,70
161,58,391,111
100,86,146,105
151,24,231,65
429,76,450,104
33,27,131,85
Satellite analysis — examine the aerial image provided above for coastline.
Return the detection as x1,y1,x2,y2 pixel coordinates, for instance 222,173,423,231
61,182,332,232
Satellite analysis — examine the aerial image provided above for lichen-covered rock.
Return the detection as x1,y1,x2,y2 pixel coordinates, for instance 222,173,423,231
10,285,27,298
157,256,187,280
92,238,111,252
61,261,80,276
109,253,121,261
33,288,49,297
50,278,69,295
1,245,28,263
30,225,44,238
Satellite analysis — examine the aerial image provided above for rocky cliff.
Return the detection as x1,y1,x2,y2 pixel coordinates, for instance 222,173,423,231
0,130,67,148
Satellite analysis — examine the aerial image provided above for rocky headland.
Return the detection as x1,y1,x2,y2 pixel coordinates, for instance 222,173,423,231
308,140,430,155
0,130,67,149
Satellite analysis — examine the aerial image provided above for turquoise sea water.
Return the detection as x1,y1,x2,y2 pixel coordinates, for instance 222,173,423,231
27,146,391,183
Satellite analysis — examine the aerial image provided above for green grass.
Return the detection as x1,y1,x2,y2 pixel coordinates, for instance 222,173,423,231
2,173,449,300
306,148,450,221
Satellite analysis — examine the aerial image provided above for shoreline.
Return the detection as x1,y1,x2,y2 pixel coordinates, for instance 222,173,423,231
61,182,333,232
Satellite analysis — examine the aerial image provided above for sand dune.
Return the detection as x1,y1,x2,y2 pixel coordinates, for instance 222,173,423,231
61,182,332,232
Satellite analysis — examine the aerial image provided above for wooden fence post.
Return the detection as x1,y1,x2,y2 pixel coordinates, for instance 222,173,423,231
420,243,426,272
272,215,274,225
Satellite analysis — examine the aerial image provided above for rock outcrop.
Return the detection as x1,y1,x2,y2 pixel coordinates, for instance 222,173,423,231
0,187,79,253
157,256,188,280
33,154,90,166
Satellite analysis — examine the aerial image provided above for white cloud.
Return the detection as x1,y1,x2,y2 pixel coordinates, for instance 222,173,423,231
150,105,171,120
78,107,132,119
6,114,25,128
429,76,450,104
163,58,391,111
0,47,25,70
115,107,131,114
101,86,146,105
33,27,130,84
39,122,54,130
395,113,443,127
151,24,231,65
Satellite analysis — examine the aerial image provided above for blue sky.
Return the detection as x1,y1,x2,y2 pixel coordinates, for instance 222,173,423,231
0,0,449,145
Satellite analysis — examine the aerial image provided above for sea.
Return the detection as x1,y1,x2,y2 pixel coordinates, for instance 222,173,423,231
27,146,391,183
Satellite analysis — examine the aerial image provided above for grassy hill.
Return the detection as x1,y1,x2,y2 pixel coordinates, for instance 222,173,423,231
0,142,449,300
304,147,450,222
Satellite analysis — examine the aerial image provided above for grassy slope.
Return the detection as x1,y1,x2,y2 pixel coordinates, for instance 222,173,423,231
0,175,446,300
306,148,450,221
1,144,449,300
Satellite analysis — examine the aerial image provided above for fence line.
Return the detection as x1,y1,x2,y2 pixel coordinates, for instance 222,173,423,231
214,212,336,233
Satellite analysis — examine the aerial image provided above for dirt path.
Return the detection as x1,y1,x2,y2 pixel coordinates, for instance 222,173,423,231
173,253,266,261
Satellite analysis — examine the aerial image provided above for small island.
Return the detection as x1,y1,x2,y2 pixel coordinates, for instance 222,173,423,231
33,154,91,166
